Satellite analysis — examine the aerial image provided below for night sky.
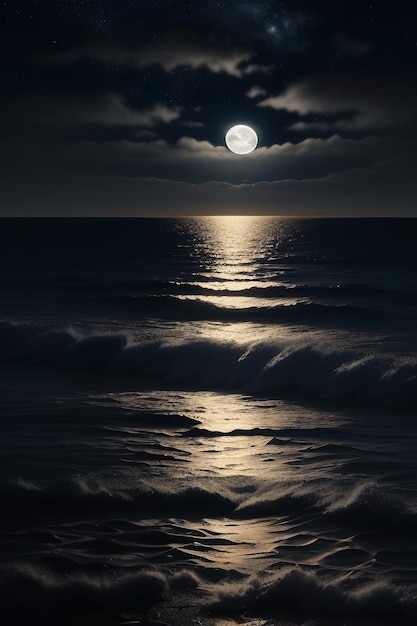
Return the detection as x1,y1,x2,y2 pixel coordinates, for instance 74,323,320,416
2,0,416,216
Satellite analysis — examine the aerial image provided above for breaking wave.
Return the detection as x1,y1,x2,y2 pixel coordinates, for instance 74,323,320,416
1,320,416,409
4,473,417,531
1,558,417,622
208,567,417,619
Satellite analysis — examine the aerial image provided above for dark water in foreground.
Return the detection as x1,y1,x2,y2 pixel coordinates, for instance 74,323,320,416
1,217,417,625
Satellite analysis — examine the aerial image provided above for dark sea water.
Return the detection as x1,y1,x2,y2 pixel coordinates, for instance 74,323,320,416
1,217,417,626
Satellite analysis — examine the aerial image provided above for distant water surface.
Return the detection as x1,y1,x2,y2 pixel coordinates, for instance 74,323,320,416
0,217,416,625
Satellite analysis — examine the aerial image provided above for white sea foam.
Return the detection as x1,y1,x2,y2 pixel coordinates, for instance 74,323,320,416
207,567,417,618
2,561,416,621
2,217,417,625
1,320,416,409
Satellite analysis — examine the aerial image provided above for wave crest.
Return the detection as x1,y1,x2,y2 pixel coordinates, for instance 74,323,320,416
1,320,416,409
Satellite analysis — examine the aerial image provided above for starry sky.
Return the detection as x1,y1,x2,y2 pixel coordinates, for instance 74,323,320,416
1,0,416,216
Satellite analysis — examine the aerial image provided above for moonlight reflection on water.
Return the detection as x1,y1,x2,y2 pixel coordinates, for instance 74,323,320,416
1,217,417,625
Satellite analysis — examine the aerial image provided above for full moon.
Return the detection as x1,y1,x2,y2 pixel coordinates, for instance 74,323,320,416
225,124,258,155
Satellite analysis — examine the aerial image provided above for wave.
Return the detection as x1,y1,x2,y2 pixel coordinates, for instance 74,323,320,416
0,564,169,617
3,477,237,522
208,566,417,619
6,268,413,300
1,320,416,409
97,293,388,323
3,561,416,622
89,278,410,298
5,475,416,530
2,476,417,622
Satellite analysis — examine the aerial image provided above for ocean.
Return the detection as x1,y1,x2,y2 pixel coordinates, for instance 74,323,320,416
1,216,416,626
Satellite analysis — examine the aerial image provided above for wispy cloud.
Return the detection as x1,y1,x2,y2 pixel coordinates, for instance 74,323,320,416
246,86,267,99
2,133,395,186
258,75,417,133
2,94,181,128
39,30,269,78
180,121,204,128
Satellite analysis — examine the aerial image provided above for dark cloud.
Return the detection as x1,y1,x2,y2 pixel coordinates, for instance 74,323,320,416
38,30,270,78
3,158,415,217
2,94,181,128
3,128,414,219
1,1,416,216
259,75,417,133
1,133,392,185
180,121,204,128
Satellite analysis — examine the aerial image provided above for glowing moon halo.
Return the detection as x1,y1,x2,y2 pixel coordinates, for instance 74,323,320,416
225,124,258,155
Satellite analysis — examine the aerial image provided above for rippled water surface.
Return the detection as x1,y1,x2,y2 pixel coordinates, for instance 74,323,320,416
1,217,416,625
